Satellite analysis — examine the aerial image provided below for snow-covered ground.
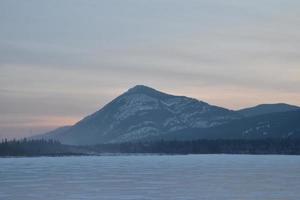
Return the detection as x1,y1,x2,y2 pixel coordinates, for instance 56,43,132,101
1,155,300,200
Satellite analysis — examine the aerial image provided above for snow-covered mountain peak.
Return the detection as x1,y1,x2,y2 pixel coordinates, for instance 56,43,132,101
125,85,173,99
127,85,157,93
35,85,241,145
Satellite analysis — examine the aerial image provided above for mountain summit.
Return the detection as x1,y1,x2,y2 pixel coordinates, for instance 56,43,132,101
126,85,163,94
36,85,239,145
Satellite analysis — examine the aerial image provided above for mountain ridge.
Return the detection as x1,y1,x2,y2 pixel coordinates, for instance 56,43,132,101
237,103,300,117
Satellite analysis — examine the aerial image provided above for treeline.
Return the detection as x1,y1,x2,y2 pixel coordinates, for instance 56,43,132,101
1,139,300,156
0,139,86,156
91,139,300,155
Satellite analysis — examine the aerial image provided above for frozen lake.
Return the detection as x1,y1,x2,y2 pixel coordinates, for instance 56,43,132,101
1,154,300,200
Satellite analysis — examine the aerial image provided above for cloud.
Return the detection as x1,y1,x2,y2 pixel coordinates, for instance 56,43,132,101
1,0,300,138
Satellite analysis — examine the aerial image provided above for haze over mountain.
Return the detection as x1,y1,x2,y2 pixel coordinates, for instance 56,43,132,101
33,85,300,145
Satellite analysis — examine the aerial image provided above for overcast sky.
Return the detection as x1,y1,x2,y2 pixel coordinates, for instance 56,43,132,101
1,0,300,138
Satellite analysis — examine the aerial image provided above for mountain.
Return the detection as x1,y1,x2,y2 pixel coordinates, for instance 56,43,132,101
159,110,300,140
237,103,299,117
34,85,240,145
34,85,300,145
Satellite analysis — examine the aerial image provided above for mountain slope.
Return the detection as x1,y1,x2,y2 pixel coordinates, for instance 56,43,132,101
161,110,300,141
237,103,299,117
32,126,71,140
36,85,240,145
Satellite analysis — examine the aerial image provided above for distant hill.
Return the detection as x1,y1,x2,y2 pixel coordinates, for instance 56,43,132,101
33,85,300,145
237,103,299,117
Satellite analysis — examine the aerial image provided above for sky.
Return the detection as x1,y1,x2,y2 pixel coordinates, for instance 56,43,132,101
0,0,300,139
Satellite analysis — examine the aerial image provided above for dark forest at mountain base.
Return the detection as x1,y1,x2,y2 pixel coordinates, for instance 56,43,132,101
0,139,88,156
1,139,300,156
92,139,300,155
